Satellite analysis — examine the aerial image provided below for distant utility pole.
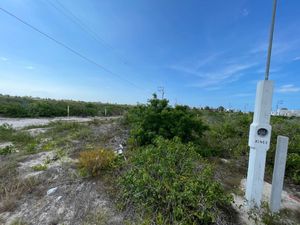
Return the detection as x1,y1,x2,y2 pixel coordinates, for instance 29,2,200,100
276,100,283,113
158,86,165,99
67,105,70,118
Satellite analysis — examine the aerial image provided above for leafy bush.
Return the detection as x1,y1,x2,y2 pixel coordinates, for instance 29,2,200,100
118,138,232,224
78,149,117,176
286,153,300,184
201,112,251,157
268,117,300,184
126,94,207,146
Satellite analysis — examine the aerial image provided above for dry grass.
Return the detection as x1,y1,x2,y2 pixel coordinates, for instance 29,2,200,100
78,149,116,177
0,177,40,213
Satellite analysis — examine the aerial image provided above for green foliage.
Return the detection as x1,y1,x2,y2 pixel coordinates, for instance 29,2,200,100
0,124,37,154
268,117,300,184
126,94,207,146
31,164,47,171
201,111,251,157
118,138,232,224
78,149,117,176
0,145,13,155
0,94,131,118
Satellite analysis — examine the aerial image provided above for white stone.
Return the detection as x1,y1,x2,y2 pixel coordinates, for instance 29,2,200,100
47,187,58,196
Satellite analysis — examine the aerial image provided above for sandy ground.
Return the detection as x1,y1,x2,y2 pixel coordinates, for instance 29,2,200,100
232,179,300,224
0,118,127,225
0,116,119,129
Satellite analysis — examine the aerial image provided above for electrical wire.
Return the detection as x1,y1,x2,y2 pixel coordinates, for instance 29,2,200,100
47,0,130,65
0,7,145,91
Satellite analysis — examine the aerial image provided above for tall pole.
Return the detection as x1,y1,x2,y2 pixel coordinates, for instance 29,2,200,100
245,0,277,208
265,0,277,80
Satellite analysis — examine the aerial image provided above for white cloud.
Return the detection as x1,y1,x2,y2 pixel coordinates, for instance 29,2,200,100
277,84,300,93
189,63,256,88
25,66,34,70
241,9,249,17
1,57,8,61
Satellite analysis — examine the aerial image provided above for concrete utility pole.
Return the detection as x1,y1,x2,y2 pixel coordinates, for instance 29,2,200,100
245,0,277,208
270,136,289,213
67,105,70,118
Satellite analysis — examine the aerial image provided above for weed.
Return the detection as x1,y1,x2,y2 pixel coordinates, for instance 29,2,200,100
247,202,294,225
0,177,40,213
0,145,14,155
31,164,48,171
83,208,110,225
78,149,116,176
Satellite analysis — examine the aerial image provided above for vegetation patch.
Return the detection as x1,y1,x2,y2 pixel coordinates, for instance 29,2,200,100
78,149,117,177
118,137,232,224
31,164,48,171
125,94,207,147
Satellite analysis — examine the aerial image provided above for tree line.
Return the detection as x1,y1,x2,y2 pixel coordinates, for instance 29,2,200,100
0,94,132,117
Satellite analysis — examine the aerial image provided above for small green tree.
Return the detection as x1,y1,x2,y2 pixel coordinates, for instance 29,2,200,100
126,94,208,146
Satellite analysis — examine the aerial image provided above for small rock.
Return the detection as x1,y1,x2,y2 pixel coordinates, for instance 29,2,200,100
56,196,62,201
220,158,230,164
47,187,58,196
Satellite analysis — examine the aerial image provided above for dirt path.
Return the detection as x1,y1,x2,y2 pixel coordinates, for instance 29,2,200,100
0,118,127,225
0,116,120,129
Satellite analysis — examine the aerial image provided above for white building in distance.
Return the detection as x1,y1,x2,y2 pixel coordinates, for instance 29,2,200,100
272,108,300,117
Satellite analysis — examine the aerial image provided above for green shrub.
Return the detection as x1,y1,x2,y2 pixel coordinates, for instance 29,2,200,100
0,146,13,155
0,124,14,141
78,149,117,176
201,112,251,157
126,94,207,146
286,153,300,184
118,137,232,224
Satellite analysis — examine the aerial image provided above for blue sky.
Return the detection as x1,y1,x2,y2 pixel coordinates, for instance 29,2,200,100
0,0,299,110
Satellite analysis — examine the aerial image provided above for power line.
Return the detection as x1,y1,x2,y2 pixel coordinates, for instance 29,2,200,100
47,0,130,65
0,6,144,91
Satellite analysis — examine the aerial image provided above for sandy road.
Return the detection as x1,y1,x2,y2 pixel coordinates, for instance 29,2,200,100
0,116,120,129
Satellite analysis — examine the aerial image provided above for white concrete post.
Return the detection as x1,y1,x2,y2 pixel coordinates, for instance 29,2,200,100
246,80,273,208
270,135,289,213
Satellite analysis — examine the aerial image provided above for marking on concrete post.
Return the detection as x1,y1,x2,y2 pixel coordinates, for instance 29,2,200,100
270,135,289,213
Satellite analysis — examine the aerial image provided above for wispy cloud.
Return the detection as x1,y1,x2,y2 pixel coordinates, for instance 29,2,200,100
170,52,256,88
250,39,300,56
293,56,300,61
188,63,256,88
0,57,8,61
277,84,300,93
25,66,35,70
241,9,249,17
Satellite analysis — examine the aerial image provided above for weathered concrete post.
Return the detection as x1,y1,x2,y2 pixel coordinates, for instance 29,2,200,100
270,135,289,213
246,80,273,208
